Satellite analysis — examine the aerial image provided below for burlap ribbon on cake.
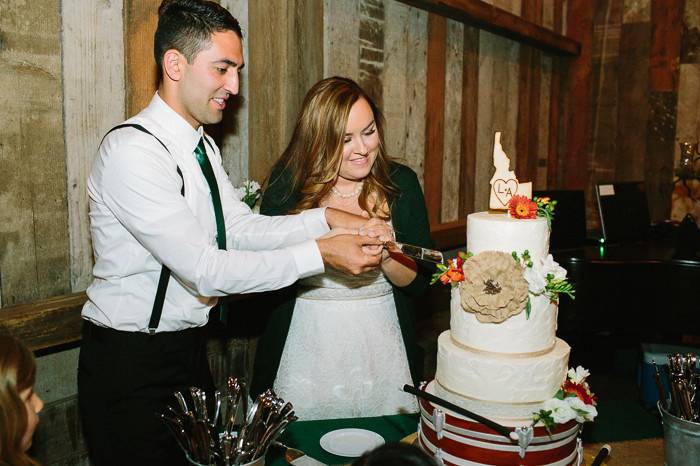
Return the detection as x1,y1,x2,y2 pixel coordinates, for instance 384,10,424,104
459,251,529,323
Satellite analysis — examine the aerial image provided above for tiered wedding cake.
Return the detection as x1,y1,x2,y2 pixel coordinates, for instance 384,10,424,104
435,212,569,423
417,134,595,466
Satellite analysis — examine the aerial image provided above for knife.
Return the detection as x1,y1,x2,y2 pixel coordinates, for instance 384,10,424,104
275,442,328,466
384,241,444,264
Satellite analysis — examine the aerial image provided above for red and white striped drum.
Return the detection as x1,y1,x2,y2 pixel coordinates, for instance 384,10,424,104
417,387,582,466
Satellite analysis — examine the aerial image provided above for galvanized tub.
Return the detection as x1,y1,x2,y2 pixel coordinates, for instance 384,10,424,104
658,401,700,466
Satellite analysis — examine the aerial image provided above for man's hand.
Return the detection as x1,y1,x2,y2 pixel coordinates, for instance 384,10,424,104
316,234,383,275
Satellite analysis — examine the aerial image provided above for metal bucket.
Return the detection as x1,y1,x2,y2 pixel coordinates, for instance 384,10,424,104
658,401,700,466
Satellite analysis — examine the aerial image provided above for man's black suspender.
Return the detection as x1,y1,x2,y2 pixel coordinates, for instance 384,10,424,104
102,123,185,334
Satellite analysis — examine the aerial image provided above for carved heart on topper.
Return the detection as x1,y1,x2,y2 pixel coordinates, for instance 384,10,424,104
492,178,519,206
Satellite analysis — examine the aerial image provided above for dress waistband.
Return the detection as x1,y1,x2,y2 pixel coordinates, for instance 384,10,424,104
296,282,393,301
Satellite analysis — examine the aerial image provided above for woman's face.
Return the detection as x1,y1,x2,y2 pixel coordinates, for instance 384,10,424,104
337,97,380,183
19,387,43,452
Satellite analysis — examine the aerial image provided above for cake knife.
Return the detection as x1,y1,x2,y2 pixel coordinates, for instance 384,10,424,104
384,241,444,264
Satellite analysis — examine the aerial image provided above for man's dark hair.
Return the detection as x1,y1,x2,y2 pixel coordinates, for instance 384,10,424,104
154,0,243,69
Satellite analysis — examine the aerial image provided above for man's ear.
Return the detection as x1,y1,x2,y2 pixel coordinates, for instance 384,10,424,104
162,49,185,82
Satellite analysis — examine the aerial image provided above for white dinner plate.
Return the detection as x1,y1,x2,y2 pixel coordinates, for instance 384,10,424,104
319,428,385,457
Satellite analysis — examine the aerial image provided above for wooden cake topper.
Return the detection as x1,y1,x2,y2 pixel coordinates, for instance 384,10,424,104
489,132,532,210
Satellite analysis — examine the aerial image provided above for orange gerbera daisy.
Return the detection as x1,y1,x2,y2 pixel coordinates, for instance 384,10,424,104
508,195,538,219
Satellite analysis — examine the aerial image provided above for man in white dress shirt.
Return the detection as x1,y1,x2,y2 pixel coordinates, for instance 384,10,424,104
77,1,388,465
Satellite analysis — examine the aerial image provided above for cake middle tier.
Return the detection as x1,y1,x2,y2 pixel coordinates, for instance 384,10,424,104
435,331,570,404
450,287,558,354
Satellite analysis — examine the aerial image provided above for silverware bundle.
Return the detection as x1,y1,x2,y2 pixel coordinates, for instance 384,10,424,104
159,377,298,466
655,353,700,422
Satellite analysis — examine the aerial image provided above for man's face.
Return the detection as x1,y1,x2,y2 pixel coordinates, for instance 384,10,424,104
178,30,244,128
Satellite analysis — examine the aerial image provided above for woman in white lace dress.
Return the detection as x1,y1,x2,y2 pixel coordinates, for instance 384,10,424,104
251,77,434,420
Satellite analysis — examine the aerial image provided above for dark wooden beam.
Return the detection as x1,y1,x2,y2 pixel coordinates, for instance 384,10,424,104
396,0,579,56
424,13,447,225
560,0,593,190
431,220,466,250
0,293,86,352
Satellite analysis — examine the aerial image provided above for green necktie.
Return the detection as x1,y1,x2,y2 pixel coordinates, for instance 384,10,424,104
195,137,228,323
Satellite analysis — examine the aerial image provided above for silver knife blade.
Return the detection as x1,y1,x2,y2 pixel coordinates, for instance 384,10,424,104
384,241,444,264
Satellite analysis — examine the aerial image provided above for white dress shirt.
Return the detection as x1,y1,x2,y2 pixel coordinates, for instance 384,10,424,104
83,93,328,332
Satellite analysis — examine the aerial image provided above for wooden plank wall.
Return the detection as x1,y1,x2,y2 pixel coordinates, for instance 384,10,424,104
672,0,700,223
0,0,71,307
575,0,692,227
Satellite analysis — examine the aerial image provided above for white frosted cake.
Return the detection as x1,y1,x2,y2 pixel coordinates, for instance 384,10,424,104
432,212,570,425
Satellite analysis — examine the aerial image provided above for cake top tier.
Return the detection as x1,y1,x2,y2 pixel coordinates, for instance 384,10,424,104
467,212,550,260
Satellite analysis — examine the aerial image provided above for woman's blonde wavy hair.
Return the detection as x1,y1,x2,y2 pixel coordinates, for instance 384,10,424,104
270,76,397,218
0,335,39,466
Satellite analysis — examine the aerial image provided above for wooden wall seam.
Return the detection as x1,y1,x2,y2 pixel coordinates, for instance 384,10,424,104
424,13,447,224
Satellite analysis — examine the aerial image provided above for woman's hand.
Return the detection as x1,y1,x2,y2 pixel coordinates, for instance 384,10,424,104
358,217,394,243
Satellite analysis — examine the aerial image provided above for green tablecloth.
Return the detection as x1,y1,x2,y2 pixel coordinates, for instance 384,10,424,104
266,413,418,466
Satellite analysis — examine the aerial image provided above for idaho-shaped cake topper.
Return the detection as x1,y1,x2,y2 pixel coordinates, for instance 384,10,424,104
489,132,532,210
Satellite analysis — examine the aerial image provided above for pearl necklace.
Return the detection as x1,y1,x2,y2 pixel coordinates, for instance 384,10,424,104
330,183,363,198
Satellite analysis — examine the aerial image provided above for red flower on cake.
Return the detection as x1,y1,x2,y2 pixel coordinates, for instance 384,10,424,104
508,195,538,219
562,380,597,406
432,251,470,285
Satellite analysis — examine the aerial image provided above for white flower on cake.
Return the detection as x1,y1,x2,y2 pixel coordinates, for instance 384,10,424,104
567,396,598,423
523,254,568,295
567,366,590,385
542,398,576,424
533,365,597,433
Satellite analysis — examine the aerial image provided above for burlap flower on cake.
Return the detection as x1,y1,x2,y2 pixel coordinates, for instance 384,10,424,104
459,251,529,323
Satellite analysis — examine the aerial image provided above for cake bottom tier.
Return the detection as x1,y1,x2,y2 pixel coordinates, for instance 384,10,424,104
418,382,582,466
436,332,570,405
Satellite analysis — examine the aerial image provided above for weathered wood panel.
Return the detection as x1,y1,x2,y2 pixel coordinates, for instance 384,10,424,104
0,0,70,306
460,26,480,214
475,30,520,211
671,63,700,222
616,20,650,182
424,13,447,224
383,0,429,185
219,0,250,187
124,0,160,117
359,0,385,107
516,0,542,185
383,0,410,162
537,55,552,188
248,0,324,182
33,394,90,466
546,0,564,188
560,0,593,191
403,7,430,182
324,0,360,79
441,19,464,222
62,0,125,293
623,0,650,23
589,0,622,188
646,0,683,222
680,0,700,64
